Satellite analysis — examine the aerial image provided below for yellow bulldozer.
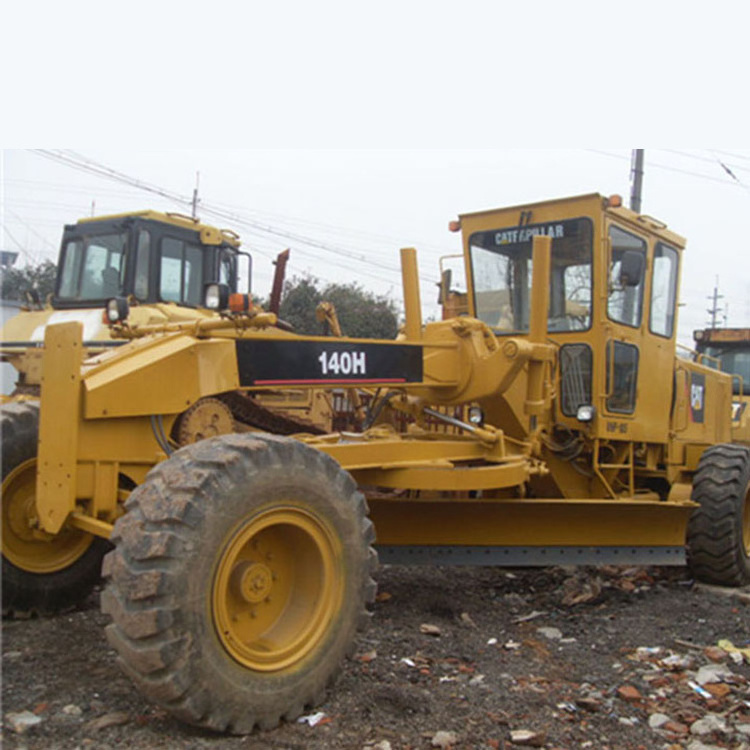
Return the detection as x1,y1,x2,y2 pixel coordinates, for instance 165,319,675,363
2,192,748,734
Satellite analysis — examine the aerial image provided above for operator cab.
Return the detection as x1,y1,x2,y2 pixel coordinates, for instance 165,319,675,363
54,211,247,309
456,193,686,444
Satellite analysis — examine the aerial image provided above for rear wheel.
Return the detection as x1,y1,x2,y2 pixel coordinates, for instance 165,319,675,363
102,433,377,733
1,401,109,616
687,443,750,586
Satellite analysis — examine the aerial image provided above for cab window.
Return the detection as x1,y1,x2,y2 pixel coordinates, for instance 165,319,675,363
606,340,639,413
649,243,679,338
159,236,203,305
607,226,646,328
469,218,593,334
219,249,237,289
57,232,127,300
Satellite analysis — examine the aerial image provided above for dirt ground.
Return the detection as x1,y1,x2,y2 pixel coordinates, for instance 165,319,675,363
3,563,750,750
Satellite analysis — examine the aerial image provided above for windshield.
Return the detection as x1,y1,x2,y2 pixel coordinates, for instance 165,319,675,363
469,218,593,333
57,231,127,301
702,345,750,395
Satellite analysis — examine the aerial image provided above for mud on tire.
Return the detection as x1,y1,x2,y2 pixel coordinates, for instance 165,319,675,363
686,443,750,587
101,433,377,734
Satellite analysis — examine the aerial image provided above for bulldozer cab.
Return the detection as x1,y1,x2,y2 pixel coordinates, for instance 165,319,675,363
53,211,245,309
457,193,686,444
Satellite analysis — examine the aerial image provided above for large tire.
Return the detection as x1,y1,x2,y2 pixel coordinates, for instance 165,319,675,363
101,433,377,734
1,401,109,616
686,443,750,586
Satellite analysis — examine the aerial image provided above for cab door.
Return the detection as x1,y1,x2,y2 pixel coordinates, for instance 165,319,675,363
599,223,679,444
601,224,646,441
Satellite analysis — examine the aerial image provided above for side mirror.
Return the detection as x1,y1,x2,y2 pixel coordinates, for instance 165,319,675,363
437,268,452,304
618,251,644,287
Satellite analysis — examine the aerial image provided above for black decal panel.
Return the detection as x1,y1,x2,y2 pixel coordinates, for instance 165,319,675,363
235,340,423,386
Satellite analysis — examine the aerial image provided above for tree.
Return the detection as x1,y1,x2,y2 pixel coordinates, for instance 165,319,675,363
1,260,57,302
276,276,323,334
278,275,398,339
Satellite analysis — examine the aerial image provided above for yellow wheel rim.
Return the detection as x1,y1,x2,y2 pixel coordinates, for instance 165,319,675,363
213,505,343,672
2,459,94,573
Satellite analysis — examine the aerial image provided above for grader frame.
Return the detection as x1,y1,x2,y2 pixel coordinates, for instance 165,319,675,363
2,192,748,734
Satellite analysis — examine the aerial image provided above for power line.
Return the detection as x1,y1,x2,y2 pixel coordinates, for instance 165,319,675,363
34,150,193,208
586,149,746,187
1,225,38,264
6,177,456,260
30,149,440,290
712,149,750,163
6,209,58,251
656,149,750,176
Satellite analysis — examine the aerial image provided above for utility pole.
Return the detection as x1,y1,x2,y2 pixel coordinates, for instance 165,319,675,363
191,172,200,219
706,276,724,329
630,149,645,213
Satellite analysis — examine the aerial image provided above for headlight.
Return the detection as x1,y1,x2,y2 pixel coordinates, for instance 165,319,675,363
576,404,596,423
204,283,229,311
467,406,484,426
106,297,129,324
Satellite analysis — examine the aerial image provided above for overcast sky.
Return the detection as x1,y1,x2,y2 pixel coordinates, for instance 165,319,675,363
2,148,749,347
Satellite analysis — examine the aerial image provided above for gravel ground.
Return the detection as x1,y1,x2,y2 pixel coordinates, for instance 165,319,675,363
3,564,750,750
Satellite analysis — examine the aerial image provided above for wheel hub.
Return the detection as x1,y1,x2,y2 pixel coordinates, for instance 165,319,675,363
213,506,343,672
233,561,274,603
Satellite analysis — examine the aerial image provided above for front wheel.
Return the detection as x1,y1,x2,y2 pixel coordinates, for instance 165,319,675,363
102,433,377,733
687,443,750,586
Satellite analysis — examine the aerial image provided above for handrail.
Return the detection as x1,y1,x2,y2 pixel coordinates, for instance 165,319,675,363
676,342,722,369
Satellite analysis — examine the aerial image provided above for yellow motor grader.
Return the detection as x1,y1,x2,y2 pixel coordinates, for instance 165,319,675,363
2,192,748,734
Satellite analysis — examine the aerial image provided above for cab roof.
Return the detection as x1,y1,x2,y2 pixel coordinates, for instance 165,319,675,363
458,192,686,250
75,210,241,248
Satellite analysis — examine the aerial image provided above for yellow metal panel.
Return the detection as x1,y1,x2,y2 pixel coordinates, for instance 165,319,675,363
684,444,706,471
368,497,693,547
353,461,529,491
77,417,170,464
401,247,423,340
315,436,507,471
37,322,83,534
92,462,119,519
84,336,238,418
